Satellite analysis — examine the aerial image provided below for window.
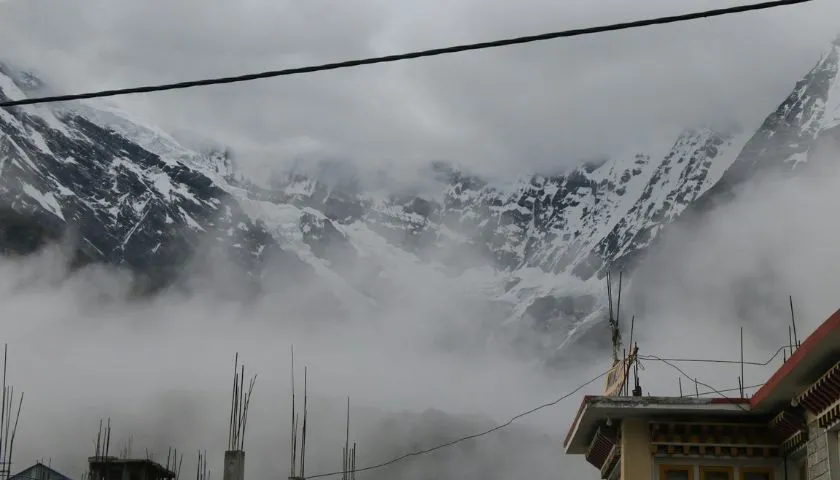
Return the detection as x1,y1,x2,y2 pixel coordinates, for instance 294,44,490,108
660,464,694,480
741,467,774,480
701,466,733,480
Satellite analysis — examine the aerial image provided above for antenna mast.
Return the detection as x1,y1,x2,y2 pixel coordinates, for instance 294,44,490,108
224,353,255,480
341,398,354,480
289,347,309,480
789,295,800,350
0,345,24,480
606,271,624,363
227,353,256,452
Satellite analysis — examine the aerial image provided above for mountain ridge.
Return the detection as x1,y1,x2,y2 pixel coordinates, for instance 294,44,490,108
1,36,839,359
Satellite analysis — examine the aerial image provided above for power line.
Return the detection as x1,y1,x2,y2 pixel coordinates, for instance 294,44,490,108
305,344,787,478
686,382,765,398
305,367,612,479
641,344,791,404
644,354,751,412
0,0,814,109
638,344,788,367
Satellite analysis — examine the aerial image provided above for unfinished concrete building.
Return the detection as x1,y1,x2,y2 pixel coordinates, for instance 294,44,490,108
87,457,176,480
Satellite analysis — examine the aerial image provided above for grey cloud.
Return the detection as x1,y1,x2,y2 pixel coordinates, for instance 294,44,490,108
0,243,604,480
2,0,839,177
622,136,840,397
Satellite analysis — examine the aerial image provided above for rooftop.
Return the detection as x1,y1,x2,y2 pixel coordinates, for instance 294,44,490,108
749,307,840,413
564,396,752,453
10,463,73,480
88,457,176,478
564,306,840,455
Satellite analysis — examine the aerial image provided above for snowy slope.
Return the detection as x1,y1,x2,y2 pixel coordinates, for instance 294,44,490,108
2,35,840,359
695,36,840,204
0,62,319,300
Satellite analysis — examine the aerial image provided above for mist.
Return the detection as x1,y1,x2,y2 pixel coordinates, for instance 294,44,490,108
2,125,838,479
625,129,840,402
0,239,610,480
2,0,840,478
1,0,838,177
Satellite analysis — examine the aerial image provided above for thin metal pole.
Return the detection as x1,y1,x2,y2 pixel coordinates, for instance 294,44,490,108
740,327,745,397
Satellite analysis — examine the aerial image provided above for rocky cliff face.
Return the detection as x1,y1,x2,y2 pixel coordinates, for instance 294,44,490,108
0,63,315,299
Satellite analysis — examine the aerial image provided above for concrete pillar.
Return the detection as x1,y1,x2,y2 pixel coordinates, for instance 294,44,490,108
621,419,653,480
223,451,245,480
806,423,831,480
826,430,839,480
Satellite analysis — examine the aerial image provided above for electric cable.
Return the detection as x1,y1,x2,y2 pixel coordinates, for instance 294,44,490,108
0,0,815,109
687,382,765,397
644,354,753,412
305,343,790,478
638,344,789,367
305,366,612,479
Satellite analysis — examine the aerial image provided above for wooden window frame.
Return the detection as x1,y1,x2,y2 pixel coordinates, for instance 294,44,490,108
740,466,774,480
700,465,734,480
659,464,695,480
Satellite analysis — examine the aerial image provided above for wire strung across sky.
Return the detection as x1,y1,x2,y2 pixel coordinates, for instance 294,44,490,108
305,367,612,479
646,354,755,412
0,1,812,474
638,344,789,367
0,0,815,109
689,382,766,397
303,345,789,478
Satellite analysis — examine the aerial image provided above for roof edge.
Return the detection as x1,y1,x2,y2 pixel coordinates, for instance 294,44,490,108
563,395,750,451
564,395,595,449
750,307,840,409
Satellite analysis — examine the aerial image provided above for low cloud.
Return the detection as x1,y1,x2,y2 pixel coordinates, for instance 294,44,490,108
1,0,838,177
626,132,840,399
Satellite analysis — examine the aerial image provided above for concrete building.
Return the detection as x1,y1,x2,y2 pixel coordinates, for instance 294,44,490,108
564,308,840,480
87,457,176,480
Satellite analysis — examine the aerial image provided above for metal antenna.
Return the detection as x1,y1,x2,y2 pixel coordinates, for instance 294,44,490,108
788,325,793,360
622,315,636,396
606,272,615,360
740,327,745,397
226,353,256,453
289,347,310,480
290,347,297,479
0,345,6,479
789,295,800,349
105,418,111,459
343,398,351,480
632,342,642,397
228,353,239,452
606,271,623,364
300,368,308,479
0,348,23,480
5,392,22,479
615,271,623,333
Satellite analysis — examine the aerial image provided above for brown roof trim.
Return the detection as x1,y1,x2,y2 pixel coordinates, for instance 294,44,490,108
562,395,750,449
750,308,840,409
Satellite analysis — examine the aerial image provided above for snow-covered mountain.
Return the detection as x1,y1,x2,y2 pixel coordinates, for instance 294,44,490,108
1,36,839,359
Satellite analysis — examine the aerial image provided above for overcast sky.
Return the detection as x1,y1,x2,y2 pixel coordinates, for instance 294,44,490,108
3,4,840,477
1,0,838,177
